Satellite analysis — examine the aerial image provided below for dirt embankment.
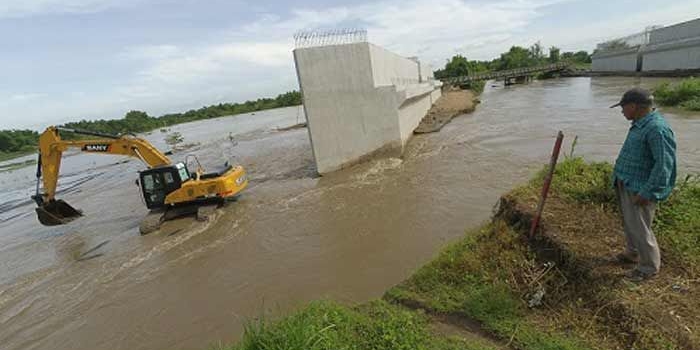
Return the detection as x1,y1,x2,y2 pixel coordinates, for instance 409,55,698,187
388,158,700,350
493,194,699,349
414,89,477,134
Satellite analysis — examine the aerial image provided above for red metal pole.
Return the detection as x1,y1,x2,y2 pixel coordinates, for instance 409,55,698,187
529,131,564,238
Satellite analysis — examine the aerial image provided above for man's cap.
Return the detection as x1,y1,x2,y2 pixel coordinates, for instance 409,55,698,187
610,88,653,108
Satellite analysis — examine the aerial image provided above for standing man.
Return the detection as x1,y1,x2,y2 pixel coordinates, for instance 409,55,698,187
611,88,677,282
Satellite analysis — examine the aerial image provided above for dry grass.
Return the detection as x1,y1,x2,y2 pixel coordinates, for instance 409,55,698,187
499,158,700,349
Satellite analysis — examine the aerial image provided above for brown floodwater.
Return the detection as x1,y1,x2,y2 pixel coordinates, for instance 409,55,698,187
1,77,699,350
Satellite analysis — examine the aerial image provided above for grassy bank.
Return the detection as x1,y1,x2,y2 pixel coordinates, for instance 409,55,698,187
0,149,35,162
219,157,699,350
390,157,699,349
0,159,37,173
386,220,594,350
654,78,700,111
220,300,499,350
459,81,486,94
570,62,591,70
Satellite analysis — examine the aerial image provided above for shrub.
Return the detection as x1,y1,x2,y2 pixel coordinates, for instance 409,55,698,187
680,97,700,111
653,78,700,109
530,157,616,206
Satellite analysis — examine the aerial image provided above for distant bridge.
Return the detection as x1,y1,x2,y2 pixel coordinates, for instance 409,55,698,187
441,62,572,85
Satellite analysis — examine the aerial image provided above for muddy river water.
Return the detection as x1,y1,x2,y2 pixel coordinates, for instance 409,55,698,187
1,77,699,350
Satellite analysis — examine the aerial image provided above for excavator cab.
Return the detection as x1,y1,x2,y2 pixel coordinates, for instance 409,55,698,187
139,162,190,209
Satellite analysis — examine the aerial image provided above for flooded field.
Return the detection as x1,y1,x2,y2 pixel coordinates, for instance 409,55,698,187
1,77,699,350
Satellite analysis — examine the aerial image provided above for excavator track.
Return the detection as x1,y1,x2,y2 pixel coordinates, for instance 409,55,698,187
139,210,165,235
196,204,219,222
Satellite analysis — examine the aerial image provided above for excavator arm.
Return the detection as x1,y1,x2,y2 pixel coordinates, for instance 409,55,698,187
33,126,172,225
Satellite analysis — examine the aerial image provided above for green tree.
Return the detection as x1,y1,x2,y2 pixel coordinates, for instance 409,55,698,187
560,50,591,64
444,55,471,77
124,110,150,122
434,55,493,79
0,130,39,153
497,46,534,70
549,46,561,63
529,41,545,61
0,132,18,152
599,39,630,52
573,50,592,63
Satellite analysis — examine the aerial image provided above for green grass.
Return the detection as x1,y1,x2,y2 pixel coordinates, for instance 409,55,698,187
571,62,591,70
221,300,497,350
535,71,557,80
529,157,616,206
654,175,700,268
386,221,594,350
459,81,486,94
0,149,36,162
0,159,36,173
680,97,700,111
654,78,700,111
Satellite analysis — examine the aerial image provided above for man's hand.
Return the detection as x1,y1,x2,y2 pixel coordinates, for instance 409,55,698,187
632,194,651,206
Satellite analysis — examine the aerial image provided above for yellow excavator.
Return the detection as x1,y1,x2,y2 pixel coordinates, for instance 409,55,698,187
32,126,248,234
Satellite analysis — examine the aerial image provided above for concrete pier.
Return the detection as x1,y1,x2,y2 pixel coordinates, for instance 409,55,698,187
293,42,441,174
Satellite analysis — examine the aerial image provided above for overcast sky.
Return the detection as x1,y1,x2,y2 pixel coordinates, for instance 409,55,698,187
1,0,699,129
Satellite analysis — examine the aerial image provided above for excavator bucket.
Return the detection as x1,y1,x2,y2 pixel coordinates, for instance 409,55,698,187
36,199,83,226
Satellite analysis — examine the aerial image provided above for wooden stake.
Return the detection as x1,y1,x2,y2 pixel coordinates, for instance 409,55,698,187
529,131,564,238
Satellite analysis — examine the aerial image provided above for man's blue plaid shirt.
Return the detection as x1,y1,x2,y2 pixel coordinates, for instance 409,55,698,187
613,109,677,201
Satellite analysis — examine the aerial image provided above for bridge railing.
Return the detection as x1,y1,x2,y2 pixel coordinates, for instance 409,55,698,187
441,62,571,84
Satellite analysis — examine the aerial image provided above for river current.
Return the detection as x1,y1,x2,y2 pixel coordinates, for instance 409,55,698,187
0,77,698,350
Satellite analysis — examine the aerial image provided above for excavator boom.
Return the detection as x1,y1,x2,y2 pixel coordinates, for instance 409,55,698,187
33,126,171,226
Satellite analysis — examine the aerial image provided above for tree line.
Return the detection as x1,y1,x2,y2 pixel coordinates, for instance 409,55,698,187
0,90,302,155
0,129,39,155
434,42,591,80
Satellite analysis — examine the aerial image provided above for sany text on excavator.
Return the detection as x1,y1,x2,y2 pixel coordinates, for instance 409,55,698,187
32,126,248,234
